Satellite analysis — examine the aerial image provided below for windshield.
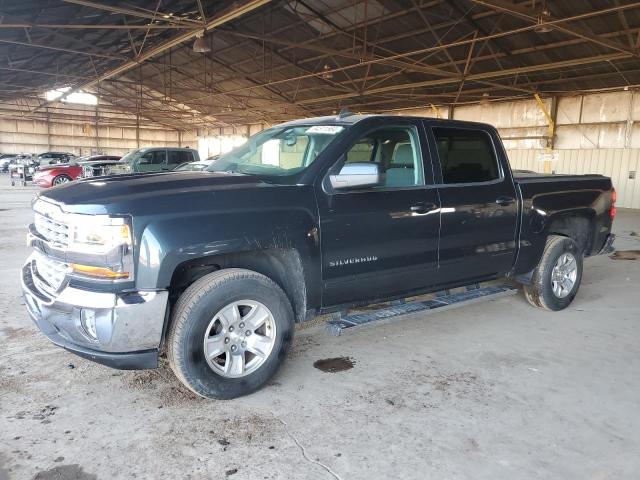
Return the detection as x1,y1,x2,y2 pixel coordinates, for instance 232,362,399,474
120,149,144,164
206,125,344,177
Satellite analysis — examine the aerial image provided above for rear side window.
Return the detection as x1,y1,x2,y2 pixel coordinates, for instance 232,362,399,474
433,128,499,184
168,150,192,165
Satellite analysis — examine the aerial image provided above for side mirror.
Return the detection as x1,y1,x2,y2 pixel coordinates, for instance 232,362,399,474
330,162,384,190
285,136,297,147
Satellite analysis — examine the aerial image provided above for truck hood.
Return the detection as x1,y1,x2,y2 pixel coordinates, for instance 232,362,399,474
38,171,269,215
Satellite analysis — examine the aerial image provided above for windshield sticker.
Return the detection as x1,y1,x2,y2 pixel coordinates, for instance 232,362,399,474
306,125,344,135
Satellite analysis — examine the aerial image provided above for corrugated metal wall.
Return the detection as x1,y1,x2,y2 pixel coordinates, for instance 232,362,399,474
0,117,181,157
507,149,640,208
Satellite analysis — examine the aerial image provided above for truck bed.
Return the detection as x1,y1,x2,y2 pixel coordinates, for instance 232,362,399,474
513,171,606,183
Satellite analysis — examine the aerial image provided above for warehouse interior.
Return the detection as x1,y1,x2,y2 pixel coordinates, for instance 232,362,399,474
1,2,640,479
1,0,640,205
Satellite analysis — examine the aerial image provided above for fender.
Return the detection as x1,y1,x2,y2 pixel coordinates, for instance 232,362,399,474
513,185,610,276
134,188,322,313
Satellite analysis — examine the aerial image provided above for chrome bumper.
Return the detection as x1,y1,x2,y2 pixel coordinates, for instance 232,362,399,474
21,253,168,369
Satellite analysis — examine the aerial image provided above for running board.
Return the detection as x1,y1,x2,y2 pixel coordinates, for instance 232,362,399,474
326,284,518,336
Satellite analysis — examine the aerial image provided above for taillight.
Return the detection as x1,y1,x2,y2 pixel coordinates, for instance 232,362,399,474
610,188,617,219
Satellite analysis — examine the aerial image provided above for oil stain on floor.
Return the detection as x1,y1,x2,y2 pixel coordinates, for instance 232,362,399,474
610,250,640,260
313,356,355,373
33,464,97,480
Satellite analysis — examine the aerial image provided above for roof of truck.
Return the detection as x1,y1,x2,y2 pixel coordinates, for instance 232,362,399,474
279,113,494,130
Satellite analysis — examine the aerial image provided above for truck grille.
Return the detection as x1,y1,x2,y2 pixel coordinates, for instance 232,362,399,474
30,252,70,298
34,212,70,248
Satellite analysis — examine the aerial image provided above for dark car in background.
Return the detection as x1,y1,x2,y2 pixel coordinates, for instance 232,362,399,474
173,158,215,172
113,147,199,174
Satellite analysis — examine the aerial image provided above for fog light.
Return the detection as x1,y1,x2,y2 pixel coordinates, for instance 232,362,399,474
80,309,98,340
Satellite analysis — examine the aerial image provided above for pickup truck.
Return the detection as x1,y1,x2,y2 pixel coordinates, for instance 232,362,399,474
21,114,616,399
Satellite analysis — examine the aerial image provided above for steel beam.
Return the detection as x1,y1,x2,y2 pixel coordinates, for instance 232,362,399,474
469,0,640,57
31,0,273,113
61,0,201,27
295,53,631,105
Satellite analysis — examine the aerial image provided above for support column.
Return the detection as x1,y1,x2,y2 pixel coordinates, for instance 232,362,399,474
46,108,51,151
95,105,100,153
136,115,140,148
534,93,557,173
625,90,634,149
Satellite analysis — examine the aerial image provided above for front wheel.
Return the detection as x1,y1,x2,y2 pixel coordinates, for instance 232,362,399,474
524,235,583,311
167,268,294,399
52,175,72,186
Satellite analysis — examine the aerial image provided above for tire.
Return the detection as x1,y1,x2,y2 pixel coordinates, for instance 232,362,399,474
52,175,72,186
167,268,294,399
523,235,583,311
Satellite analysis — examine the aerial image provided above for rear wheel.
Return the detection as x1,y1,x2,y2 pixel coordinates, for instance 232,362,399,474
52,175,72,186
167,268,294,399
524,235,583,311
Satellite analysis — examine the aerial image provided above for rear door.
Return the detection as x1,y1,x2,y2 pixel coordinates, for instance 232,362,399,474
317,120,441,307
166,150,185,170
427,125,518,284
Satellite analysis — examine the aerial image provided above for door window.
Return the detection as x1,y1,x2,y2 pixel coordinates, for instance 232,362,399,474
138,150,166,165
167,150,190,166
343,127,424,188
433,128,500,184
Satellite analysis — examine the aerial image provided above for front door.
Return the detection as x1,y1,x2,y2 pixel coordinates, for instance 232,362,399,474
428,125,519,284
317,121,440,307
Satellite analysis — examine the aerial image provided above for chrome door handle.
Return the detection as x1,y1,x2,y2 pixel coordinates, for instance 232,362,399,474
495,196,515,206
410,202,437,213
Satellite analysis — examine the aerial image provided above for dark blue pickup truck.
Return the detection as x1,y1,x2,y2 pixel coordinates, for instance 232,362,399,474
21,113,615,399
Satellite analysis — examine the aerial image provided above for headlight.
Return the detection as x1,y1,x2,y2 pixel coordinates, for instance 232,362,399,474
67,215,134,281
70,219,131,254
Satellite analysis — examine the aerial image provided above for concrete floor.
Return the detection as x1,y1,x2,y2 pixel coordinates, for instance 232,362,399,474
0,182,639,480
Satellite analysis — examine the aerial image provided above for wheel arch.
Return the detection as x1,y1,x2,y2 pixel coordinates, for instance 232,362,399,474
544,209,596,254
513,207,595,284
167,248,308,324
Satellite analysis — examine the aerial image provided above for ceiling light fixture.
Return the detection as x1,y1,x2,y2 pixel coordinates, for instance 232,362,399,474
480,92,490,106
535,2,553,34
193,32,211,53
321,64,333,80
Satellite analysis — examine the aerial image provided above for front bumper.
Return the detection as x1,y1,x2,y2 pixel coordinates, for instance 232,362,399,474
32,176,51,188
21,254,168,370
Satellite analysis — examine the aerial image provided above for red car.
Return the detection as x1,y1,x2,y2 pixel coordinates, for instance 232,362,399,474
33,155,121,188
33,163,82,187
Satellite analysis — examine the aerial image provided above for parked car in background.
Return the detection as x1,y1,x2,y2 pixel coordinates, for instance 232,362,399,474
33,155,120,188
33,163,82,187
37,152,76,165
1,153,32,172
173,159,215,172
113,147,199,174
6,154,35,172
33,156,122,187
80,158,122,178
0,154,15,172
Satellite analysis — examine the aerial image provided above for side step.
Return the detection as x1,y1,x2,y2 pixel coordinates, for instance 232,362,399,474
326,284,518,336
